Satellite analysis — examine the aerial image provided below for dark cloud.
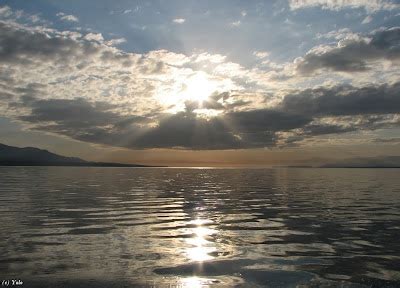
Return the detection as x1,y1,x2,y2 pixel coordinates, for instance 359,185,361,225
13,79,400,149
18,98,123,128
0,21,157,70
132,112,247,149
15,97,283,149
184,92,252,111
301,124,356,136
296,27,400,74
226,109,312,133
0,22,99,65
280,81,400,116
1,17,399,150
275,81,400,145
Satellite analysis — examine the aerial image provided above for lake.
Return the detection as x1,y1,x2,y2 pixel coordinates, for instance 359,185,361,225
0,167,399,287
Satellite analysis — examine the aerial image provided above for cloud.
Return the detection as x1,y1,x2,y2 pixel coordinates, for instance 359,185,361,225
56,12,79,22
0,22,97,64
0,5,46,25
0,6,12,18
230,20,241,27
315,28,358,40
253,51,270,59
280,81,400,116
84,32,104,42
289,0,400,12
275,81,400,145
225,109,312,133
106,37,126,46
131,112,246,149
301,123,356,136
295,27,400,74
13,96,276,149
173,18,185,24
1,7,400,150
14,81,400,150
18,97,125,128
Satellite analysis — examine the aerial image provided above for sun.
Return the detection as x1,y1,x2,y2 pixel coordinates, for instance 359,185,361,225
157,71,227,114
182,72,217,104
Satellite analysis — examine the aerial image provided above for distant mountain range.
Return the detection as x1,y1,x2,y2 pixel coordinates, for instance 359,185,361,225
0,143,150,167
1,143,399,168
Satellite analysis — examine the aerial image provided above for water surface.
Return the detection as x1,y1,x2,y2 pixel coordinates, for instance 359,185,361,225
0,167,400,287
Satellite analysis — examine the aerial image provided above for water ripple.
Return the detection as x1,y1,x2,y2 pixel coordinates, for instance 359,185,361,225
0,167,400,287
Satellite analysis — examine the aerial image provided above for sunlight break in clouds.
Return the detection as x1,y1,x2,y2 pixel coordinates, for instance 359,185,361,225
0,2,399,154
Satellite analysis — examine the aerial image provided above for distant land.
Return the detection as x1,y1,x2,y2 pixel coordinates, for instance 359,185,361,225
276,157,400,168
0,143,153,167
1,143,399,168
321,156,400,168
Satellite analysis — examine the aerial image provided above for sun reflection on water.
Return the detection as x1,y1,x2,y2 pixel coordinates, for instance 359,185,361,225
185,218,217,262
178,276,214,288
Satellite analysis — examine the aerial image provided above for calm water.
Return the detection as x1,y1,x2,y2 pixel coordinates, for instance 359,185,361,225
0,167,400,287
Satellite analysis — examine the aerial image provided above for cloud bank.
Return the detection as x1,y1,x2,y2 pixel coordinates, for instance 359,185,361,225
0,5,399,150
289,0,400,12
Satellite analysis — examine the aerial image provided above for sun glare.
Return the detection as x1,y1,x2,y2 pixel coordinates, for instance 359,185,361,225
182,73,217,104
157,71,233,114
185,218,217,262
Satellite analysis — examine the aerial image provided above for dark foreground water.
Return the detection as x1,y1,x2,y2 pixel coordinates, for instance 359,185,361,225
0,167,400,287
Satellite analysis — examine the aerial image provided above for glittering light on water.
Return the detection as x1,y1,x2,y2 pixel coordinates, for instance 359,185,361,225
185,218,217,262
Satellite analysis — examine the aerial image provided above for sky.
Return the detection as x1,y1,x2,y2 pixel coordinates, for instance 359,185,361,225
0,0,400,166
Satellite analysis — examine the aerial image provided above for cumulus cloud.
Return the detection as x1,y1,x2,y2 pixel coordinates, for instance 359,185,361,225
230,20,241,27
276,82,400,145
106,37,126,46
1,6,399,150
253,51,270,59
84,32,104,42
289,0,400,12
11,80,400,149
0,6,12,17
315,28,358,40
173,18,185,24
296,27,400,74
280,81,400,116
56,12,79,22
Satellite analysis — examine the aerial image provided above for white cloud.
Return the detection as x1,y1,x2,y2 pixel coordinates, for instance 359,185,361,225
1,5,46,25
0,6,12,17
1,5,399,150
230,20,241,27
84,32,104,42
56,12,79,22
173,18,185,24
253,51,270,59
193,52,227,64
106,38,127,46
289,0,400,12
316,28,358,40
